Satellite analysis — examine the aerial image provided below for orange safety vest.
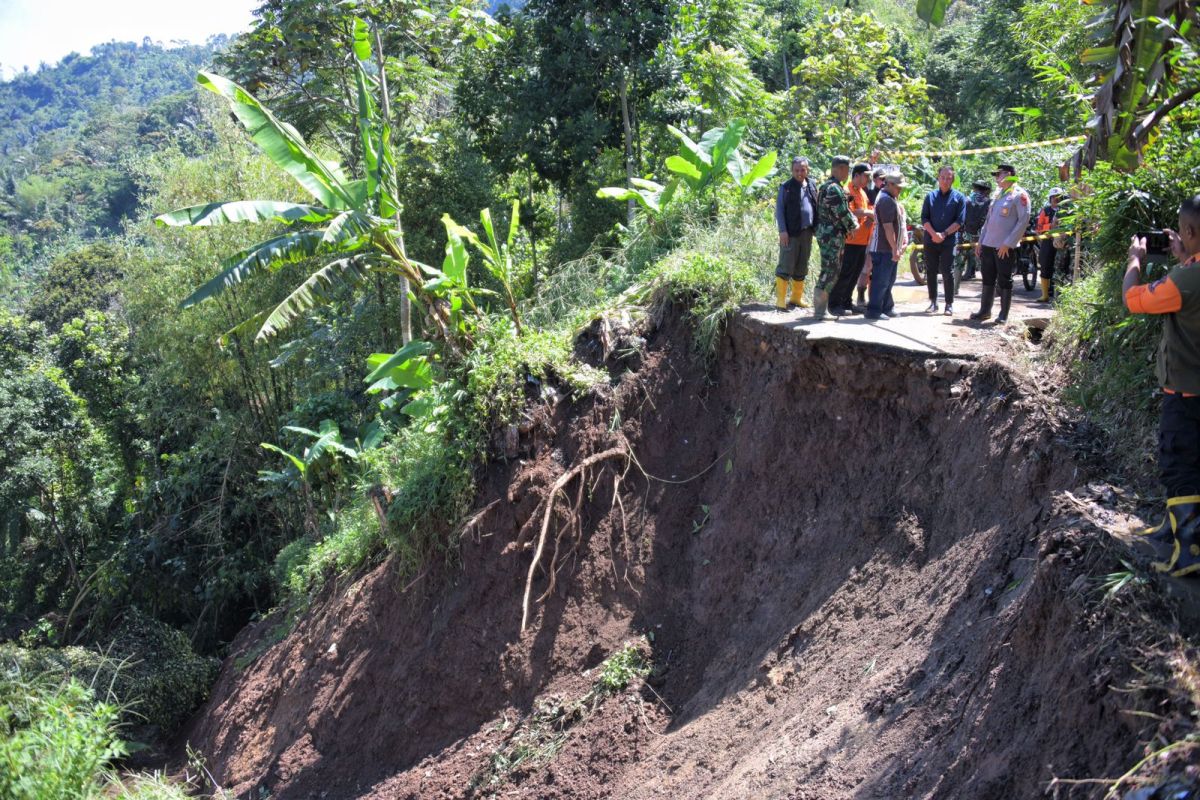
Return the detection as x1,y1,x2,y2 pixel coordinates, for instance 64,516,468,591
1036,206,1055,235
844,183,874,246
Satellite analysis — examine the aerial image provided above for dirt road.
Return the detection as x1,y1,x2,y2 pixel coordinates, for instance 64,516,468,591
748,274,1053,358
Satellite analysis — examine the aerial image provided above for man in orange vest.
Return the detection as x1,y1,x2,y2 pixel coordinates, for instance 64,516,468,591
1125,195,1200,576
829,163,874,316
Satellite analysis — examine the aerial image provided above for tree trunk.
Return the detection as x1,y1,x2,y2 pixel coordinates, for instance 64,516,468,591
619,70,636,228
527,161,539,290
375,26,412,345
1072,149,1083,283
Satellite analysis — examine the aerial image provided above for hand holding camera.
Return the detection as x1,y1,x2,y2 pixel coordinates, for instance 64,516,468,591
1134,229,1187,263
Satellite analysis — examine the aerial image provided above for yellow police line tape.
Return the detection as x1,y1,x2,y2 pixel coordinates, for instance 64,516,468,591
869,135,1086,162
907,229,1075,252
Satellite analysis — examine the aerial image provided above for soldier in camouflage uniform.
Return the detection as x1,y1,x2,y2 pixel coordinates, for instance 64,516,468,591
812,155,859,320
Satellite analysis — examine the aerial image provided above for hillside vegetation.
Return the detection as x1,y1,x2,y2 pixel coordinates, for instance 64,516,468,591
0,0,1198,795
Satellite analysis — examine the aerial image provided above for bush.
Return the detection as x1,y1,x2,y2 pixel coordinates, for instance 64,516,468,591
0,611,218,736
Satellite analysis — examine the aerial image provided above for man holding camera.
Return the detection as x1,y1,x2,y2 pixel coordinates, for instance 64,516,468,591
1125,195,1200,577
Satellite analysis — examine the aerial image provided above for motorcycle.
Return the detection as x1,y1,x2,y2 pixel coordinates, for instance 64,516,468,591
1017,222,1039,292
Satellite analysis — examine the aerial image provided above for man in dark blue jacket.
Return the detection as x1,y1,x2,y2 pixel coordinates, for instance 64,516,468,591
774,157,818,310
921,165,967,316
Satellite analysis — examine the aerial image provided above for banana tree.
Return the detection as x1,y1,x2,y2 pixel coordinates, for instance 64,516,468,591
665,120,769,194
597,120,777,218
156,18,470,345
597,177,681,218
917,0,1198,171
1081,0,1198,170
444,200,525,333
260,418,366,534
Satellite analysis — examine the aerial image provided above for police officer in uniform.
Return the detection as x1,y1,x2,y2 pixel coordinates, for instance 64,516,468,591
970,164,1030,324
813,155,859,320
774,157,818,310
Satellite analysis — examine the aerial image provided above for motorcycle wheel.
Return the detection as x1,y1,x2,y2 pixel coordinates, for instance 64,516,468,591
1021,257,1036,291
910,250,926,286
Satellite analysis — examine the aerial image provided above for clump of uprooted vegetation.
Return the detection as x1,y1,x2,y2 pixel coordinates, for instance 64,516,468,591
467,640,653,794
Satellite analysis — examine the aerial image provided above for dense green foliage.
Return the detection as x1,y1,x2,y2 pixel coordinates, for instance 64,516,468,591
0,41,222,301
0,0,1197,791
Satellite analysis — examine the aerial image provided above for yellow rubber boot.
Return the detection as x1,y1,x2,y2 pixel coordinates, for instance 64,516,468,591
1152,495,1200,577
791,279,810,308
775,277,789,310
1039,277,1051,302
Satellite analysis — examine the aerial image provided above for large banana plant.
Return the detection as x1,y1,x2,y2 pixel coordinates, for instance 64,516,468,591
156,18,467,343
1081,0,1197,170
664,120,776,194
597,120,777,218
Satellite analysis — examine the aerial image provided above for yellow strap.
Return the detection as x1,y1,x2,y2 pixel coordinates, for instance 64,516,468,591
1167,495,1200,506
866,135,1086,162
907,229,1076,252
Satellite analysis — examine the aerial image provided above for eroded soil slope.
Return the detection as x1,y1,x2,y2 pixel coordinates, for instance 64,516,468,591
185,310,1160,799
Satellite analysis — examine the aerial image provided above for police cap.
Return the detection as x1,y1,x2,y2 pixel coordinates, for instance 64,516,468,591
992,163,1017,177
852,163,871,176
971,179,991,192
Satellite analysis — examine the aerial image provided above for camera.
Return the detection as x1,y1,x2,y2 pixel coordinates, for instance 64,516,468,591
1138,229,1171,256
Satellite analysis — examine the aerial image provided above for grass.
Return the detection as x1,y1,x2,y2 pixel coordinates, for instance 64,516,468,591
590,641,651,698
0,664,197,800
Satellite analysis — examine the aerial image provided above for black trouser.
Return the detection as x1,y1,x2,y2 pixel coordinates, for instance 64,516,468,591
1038,240,1057,280
829,243,866,310
980,245,1015,290
1160,393,1200,497
959,233,979,277
924,239,956,304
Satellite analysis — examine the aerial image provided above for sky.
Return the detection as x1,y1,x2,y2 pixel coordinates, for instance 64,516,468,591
0,0,259,79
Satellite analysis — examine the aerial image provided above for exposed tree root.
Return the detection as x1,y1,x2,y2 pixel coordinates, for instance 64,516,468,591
521,447,628,632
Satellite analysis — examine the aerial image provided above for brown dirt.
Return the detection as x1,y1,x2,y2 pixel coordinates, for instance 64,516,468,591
180,307,1187,799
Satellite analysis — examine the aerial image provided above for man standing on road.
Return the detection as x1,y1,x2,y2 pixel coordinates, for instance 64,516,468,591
829,163,874,316
1036,187,1067,302
856,166,890,307
813,155,859,320
970,164,1030,324
958,179,992,282
774,157,818,311
921,165,967,316
865,172,907,320
1124,195,1200,577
